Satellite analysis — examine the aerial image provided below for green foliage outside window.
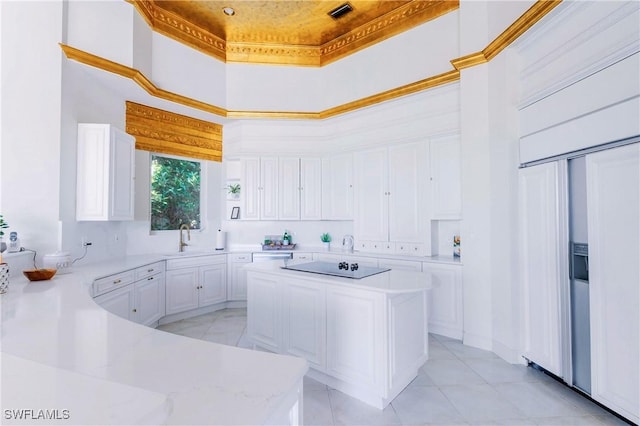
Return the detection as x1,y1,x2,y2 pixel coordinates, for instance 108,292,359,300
151,155,201,231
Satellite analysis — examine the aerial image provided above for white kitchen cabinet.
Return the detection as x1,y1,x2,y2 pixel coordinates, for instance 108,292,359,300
227,253,252,301
240,157,278,220
354,142,430,256
279,157,301,220
165,255,227,316
354,147,388,242
93,261,165,326
518,162,564,377
586,144,639,424
430,135,462,220
423,262,463,339
247,273,282,352
242,156,321,220
300,158,322,220
322,153,353,220
326,286,385,392
76,123,135,221
283,280,326,370
291,252,313,264
95,285,134,320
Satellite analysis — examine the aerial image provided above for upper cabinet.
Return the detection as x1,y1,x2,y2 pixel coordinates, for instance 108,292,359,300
76,123,135,221
322,153,353,220
430,135,462,220
354,142,431,256
241,157,322,221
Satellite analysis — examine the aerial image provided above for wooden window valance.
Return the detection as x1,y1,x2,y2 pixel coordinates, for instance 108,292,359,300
125,101,222,162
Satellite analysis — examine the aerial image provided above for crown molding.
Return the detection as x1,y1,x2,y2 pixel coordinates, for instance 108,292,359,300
129,0,458,67
450,0,562,70
60,1,561,121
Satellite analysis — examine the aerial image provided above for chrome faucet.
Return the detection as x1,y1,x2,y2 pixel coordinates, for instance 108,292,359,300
179,224,191,252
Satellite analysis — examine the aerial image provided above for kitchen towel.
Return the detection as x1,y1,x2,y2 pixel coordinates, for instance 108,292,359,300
216,229,226,250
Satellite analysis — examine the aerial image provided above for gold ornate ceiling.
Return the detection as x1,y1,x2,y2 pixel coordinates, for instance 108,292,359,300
131,0,459,66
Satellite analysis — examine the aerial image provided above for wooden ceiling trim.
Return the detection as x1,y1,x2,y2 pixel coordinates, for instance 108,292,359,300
451,0,562,70
126,101,223,162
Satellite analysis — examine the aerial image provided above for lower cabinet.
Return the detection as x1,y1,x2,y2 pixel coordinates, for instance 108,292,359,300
423,262,463,340
227,253,252,301
283,280,325,369
165,255,227,316
325,287,384,392
93,261,165,327
246,268,428,409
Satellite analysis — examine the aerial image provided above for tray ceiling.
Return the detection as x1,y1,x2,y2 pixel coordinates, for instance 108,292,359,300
132,0,458,66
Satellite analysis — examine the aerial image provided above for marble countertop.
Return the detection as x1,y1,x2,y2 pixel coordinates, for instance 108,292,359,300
0,272,308,425
245,261,432,294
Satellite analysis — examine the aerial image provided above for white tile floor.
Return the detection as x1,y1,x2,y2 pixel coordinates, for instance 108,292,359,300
157,309,629,426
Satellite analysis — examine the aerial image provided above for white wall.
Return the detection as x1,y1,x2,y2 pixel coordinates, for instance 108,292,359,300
0,1,64,264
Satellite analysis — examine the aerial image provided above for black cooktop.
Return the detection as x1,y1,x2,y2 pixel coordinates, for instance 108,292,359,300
281,261,390,279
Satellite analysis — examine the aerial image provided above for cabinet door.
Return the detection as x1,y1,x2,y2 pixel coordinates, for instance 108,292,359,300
518,162,564,376
300,158,322,220
354,148,388,242
165,268,199,315
77,124,110,220
199,264,227,307
424,263,463,339
134,273,165,326
586,144,639,423
227,254,251,301
283,280,326,370
109,127,135,220
241,158,261,220
94,285,134,320
430,136,462,220
279,157,301,220
261,157,279,220
326,287,384,391
388,142,427,243
322,153,353,220
247,273,282,352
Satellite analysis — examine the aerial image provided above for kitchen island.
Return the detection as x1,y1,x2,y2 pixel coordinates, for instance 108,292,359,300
245,261,432,409
0,265,307,425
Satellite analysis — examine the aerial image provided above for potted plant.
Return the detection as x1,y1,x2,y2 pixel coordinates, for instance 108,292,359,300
227,183,241,199
0,215,8,253
320,233,331,251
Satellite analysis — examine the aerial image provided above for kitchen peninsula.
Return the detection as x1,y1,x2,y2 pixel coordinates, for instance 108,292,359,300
245,261,432,409
0,262,307,425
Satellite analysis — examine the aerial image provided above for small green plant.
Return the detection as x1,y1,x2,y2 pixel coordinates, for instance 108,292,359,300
0,215,8,238
320,233,331,243
227,183,241,195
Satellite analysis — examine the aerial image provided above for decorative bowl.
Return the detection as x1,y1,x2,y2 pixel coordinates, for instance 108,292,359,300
23,268,57,281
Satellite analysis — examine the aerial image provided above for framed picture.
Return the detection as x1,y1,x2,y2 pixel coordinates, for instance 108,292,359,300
230,206,240,220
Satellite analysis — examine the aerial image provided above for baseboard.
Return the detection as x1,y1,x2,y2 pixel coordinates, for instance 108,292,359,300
462,331,492,351
492,339,524,364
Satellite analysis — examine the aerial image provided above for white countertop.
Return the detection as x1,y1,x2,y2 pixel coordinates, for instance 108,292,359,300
1,271,307,425
245,261,432,294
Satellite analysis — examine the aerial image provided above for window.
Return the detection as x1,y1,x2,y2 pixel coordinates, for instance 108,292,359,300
150,154,202,231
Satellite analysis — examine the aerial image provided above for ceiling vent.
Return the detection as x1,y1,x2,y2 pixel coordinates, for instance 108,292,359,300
328,3,353,19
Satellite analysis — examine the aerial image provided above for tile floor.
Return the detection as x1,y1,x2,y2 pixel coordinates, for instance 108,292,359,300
157,308,629,426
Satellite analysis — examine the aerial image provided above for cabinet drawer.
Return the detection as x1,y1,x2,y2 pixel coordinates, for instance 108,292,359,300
395,243,425,256
94,270,135,296
135,261,165,280
229,253,252,263
293,252,312,261
166,254,226,270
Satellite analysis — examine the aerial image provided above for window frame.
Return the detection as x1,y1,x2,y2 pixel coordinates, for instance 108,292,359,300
149,152,207,234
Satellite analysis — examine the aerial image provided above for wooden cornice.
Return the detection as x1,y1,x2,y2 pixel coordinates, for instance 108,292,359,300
451,0,562,70
60,0,561,120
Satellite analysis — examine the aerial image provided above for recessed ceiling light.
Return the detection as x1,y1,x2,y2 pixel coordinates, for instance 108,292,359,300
328,3,353,19
222,7,235,16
